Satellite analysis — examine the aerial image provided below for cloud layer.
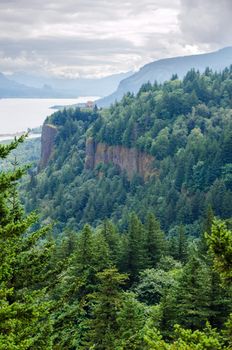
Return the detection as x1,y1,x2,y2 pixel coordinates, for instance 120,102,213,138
0,0,231,77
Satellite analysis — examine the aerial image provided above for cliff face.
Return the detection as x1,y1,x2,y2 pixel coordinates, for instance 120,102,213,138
39,123,57,170
85,138,154,180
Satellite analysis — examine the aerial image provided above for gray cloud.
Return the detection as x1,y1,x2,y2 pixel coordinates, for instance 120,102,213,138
179,0,232,48
0,0,231,77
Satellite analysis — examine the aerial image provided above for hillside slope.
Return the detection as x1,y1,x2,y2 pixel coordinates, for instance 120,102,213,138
97,47,232,106
24,67,232,234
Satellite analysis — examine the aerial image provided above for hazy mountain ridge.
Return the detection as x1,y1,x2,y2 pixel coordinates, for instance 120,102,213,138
97,47,232,107
0,72,66,98
3,71,132,98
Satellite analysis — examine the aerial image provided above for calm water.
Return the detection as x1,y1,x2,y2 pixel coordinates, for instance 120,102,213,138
0,97,99,134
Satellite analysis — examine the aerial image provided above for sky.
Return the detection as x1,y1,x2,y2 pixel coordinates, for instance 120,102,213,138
0,0,231,78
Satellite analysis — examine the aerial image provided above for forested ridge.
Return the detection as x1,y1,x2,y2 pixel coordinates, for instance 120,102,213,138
25,67,232,233
0,68,232,348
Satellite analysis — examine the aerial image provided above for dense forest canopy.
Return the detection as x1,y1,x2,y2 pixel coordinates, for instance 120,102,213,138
0,138,232,349
1,67,232,349
25,67,232,235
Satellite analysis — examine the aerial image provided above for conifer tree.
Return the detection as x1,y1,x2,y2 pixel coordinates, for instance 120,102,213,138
52,224,112,349
83,268,128,350
0,136,53,349
203,205,214,234
199,205,214,256
206,218,232,285
174,246,212,329
144,213,166,268
124,213,146,281
176,225,188,262
116,292,146,349
100,220,120,264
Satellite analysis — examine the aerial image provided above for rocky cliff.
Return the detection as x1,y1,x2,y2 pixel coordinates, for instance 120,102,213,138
39,123,57,170
85,138,154,180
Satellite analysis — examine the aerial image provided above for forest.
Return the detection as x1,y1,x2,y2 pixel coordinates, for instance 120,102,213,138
0,67,232,349
25,67,232,234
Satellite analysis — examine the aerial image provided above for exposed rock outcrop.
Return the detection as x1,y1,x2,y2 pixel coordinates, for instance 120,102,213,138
39,123,57,170
85,138,154,180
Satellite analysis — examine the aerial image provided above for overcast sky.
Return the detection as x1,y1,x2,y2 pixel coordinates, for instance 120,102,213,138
0,0,231,78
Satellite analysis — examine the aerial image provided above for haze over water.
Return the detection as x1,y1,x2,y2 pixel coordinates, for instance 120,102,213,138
0,97,99,134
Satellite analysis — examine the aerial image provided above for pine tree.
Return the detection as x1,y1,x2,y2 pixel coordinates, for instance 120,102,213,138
76,224,95,273
206,218,232,347
116,292,146,349
199,205,214,256
203,205,214,235
206,218,232,285
124,213,146,282
52,224,112,349
0,136,53,349
51,225,96,348
174,246,212,329
144,213,166,268
176,225,188,262
100,220,120,265
83,267,128,350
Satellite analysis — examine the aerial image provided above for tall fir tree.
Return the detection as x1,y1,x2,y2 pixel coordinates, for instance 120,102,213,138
206,218,232,285
83,268,128,350
100,220,120,265
124,213,146,282
174,247,212,329
144,213,167,268
0,136,53,349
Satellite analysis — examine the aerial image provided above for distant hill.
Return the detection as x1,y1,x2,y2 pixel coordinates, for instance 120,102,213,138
0,72,66,98
97,47,232,107
6,71,133,98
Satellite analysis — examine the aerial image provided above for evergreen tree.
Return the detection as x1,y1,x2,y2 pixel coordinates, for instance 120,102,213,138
143,323,225,350
206,218,232,285
124,213,146,282
0,136,53,349
100,220,120,265
175,225,188,263
52,224,112,349
116,292,146,349
83,268,128,350
144,213,166,268
174,246,212,329
199,205,214,256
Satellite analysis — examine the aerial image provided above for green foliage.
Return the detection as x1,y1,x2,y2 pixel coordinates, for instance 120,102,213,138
83,267,128,350
174,249,213,329
144,213,167,267
123,213,146,281
51,224,114,349
0,137,53,349
25,68,232,234
206,218,232,284
135,266,180,306
143,324,226,350
99,220,120,264
115,292,146,350
9,70,232,348
0,137,41,172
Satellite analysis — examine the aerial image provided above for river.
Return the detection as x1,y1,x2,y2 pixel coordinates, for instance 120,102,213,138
0,97,99,138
